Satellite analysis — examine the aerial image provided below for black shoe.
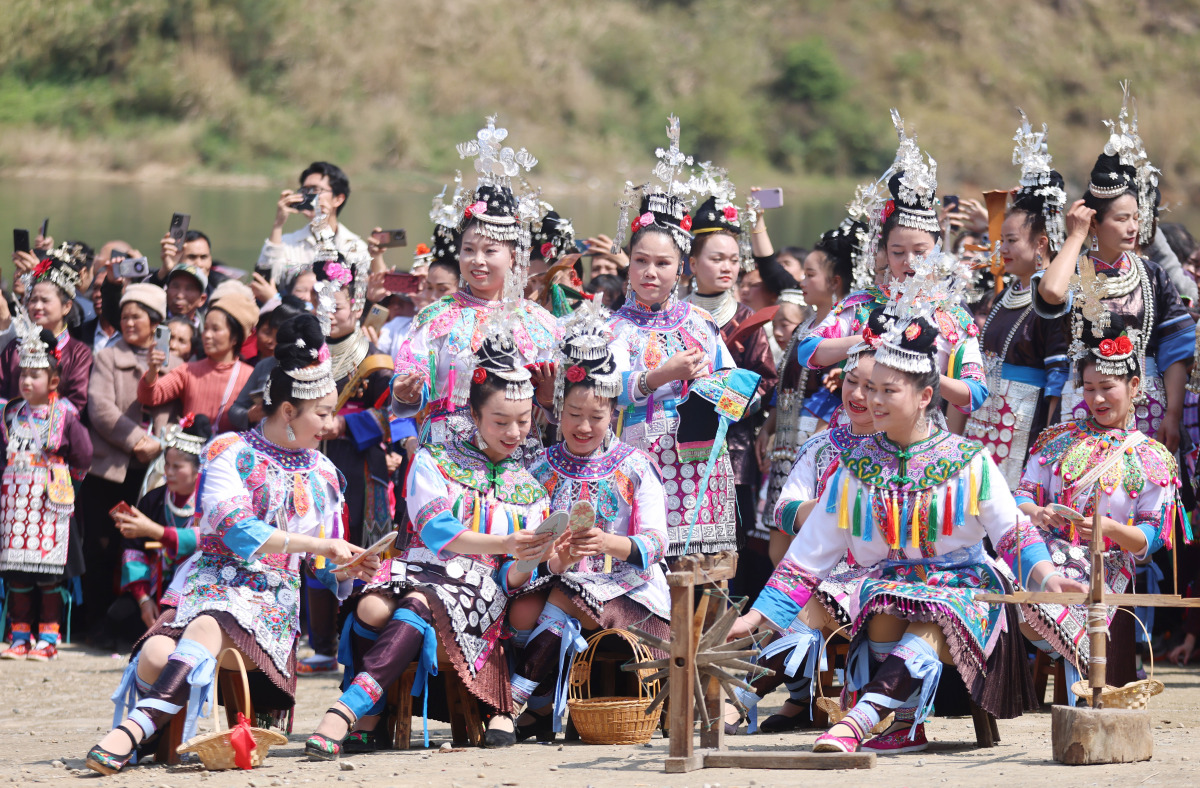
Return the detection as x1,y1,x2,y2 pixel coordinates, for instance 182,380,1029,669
343,730,376,754
759,700,815,733
482,727,517,748
515,711,556,744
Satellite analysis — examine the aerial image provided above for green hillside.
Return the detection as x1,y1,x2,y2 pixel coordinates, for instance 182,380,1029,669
2,0,1199,198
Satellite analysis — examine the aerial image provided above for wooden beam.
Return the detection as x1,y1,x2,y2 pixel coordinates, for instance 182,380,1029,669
975,592,1200,607
664,753,706,773
701,751,876,770
668,582,695,761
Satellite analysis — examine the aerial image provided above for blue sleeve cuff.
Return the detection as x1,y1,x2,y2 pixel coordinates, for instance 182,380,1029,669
1137,523,1164,557
221,517,276,561
966,377,988,412
390,417,417,441
1012,494,1035,507
805,387,840,421
753,586,801,631
779,500,803,536
422,509,467,559
499,560,538,594
796,335,823,370
1155,325,1196,371
344,410,384,451
1017,541,1053,587
623,538,648,570
1044,364,1070,397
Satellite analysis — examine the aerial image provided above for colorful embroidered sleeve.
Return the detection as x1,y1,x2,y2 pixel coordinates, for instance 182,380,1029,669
973,453,1052,585
1013,446,1053,507
752,487,850,629
405,450,465,559
391,309,436,418
948,334,989,414
119,547,151,594
796,291,869,369
1128,479,1178,558
628,459,668,568
199,448,275,561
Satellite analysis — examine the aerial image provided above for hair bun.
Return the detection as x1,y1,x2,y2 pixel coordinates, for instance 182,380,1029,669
475,332,521,372
898,315,939,355
274,313,326,372
183,413,212,441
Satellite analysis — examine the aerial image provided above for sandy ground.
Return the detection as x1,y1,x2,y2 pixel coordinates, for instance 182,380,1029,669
3,643,1199,788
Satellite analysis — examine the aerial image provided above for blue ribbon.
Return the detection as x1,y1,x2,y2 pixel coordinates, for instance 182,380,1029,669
551,618,588,733
176,640,217,744
111,654,143,732
394,608,438,748
897,633,943,738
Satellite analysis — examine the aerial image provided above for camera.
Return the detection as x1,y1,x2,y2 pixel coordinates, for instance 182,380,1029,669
294,187,318,212
118,255,150,280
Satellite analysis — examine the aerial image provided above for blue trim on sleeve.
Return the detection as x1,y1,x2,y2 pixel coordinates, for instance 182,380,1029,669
624,538,648,570
221,517,275,561
313,564,342,594
422,510,467,560
1016,540,1053,588
966,377,988,412
795,335,823,370
1044,364,1069,397
752,586,801,631
499,560,538,594
1155,324,1196,372
344,411,384,451
390,417,417,441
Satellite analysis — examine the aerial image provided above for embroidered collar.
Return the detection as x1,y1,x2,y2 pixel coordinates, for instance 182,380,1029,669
544,439,637,480
1029,419,1175,498
243,427,319,471
426,438,546,505
613,297,692,330
841,428,984,491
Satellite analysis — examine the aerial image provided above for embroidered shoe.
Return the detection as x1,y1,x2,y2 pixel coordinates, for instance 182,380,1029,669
1,641,31,660
813,731,860,753
305,733,342,761
27,640,58,662
297,654,339,674
863,723,928,754
342,730,376,754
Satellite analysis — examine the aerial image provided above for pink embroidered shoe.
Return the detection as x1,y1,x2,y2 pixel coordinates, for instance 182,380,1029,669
1,641,30,660
863,723,927,754
813,731,860,753
26,640,58,662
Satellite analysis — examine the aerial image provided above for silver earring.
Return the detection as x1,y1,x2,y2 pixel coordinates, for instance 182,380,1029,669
476,434,488,450
286,422,296,442
1090,235,1099,252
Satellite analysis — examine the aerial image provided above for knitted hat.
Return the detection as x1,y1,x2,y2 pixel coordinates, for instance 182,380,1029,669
209,290,259,340
119,282,168,318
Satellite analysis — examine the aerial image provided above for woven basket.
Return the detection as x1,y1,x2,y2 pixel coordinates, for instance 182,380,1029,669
176,648,288,770
1071,608,1165,710
567,628,661,745
813,624,892,733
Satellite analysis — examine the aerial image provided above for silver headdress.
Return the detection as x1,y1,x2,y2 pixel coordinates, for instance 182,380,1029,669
284,355,337,401
888,110,940,234
777,288,807,307
162,417,209,457
455,115,538,246
847,176,891,286
612,115,696,256
874,244,962,375
1093,82,1159,245
686,161,758,269
1012,109,1067,252
14,314,53,370
553,299,621,414
472,321,535,402
26,242,86,301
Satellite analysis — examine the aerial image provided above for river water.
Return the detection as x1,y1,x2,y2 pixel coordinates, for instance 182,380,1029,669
3,178,849,275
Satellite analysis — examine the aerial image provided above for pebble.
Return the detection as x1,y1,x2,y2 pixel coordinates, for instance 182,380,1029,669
557,745,564,751
478,773,487,779
339,761,356,771
1183,756,1191,762
916,758,926,767
548,766,558,772
441,741,453,751
502,782,519,786
50,761,64,769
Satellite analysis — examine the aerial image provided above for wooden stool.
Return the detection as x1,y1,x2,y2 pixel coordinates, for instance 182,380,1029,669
381,657,485,749
154,666,255,765
1032,650,1068,707
969,701,1000,748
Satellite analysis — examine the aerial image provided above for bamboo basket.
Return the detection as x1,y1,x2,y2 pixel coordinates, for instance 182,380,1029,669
813,624,893,733
1071,608,1165,710
176,648,288,770
567,628,661,745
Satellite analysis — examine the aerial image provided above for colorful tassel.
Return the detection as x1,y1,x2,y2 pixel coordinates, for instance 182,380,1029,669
862,488,874,542
942,486,954,537
889,492,901,548
968,462,980,517
979,458,992,502
838,479,851,530
928,490,939,543
954,476,966,526
852,488,863,537
826,468,841,514
909,491,920,549
472,495,482,533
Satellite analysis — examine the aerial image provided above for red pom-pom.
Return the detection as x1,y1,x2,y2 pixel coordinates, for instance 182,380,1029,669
1099,339,1117,357
680,215,693,231
880,199,896,224
723,205,738,222
566,365,586,383
540,242,554,258
180,412,195,428
471,368,488,384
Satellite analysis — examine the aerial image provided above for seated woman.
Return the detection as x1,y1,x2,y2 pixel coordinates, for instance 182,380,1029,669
731,308,1084,755
1015,320,1184,688
508,308,670,742
726,334,880,735
86,314,375,775
304,331,555,759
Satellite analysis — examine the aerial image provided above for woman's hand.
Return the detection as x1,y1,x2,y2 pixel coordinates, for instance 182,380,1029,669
274,190,302,230
1044,574,1089,594
727,611,763,641
318,538,365,567
1168,633,1196,666
505,529,556,563
392,373,423,406
146,347,167,379
585,234,628,268
139,597,160,628
657,348,709,385
132,435,162,464
385,451,404,475
1064,200,1096,243
822,367,843,393
114,507,166,540
568,527,608,559
250,272,277,304
755,427,774,473
528,361,556,408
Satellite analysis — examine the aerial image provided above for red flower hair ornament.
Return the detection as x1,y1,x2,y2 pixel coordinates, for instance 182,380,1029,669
471,368,488,384
566,365,587,383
